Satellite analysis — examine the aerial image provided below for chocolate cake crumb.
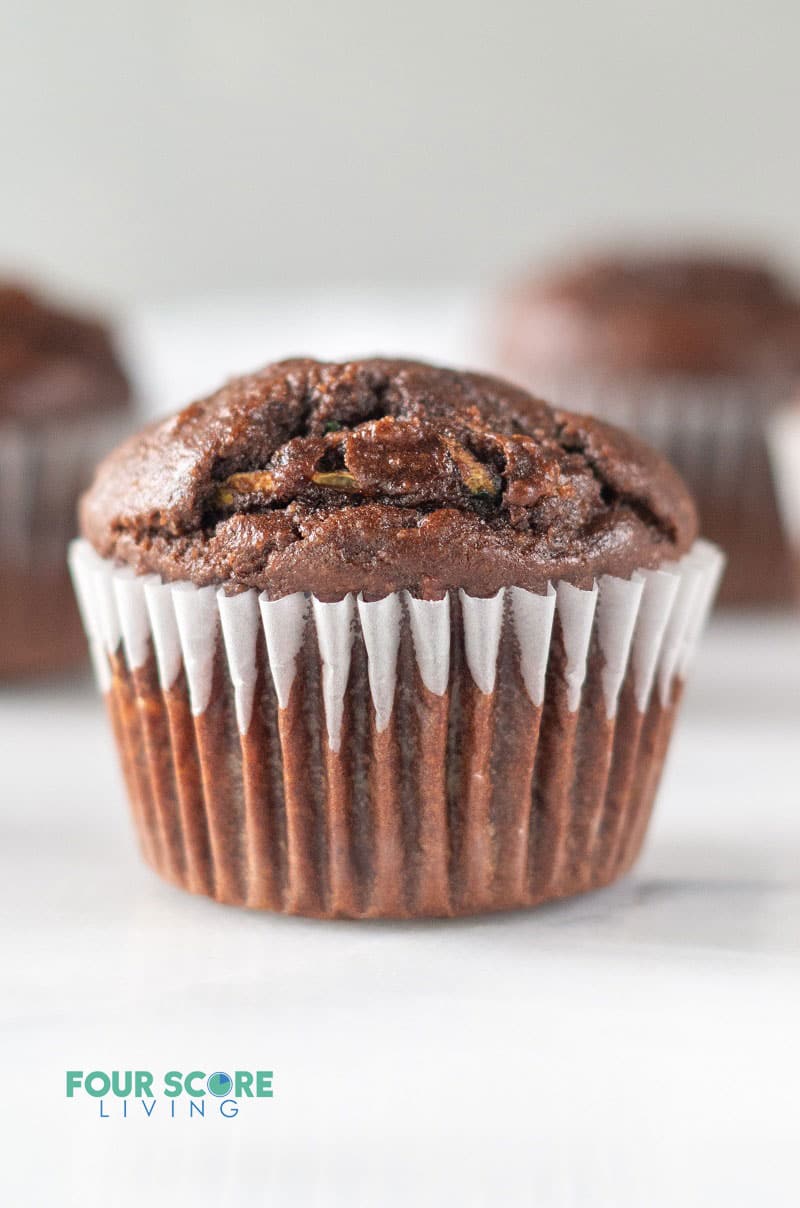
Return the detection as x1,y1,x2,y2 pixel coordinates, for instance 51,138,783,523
81,358,697,598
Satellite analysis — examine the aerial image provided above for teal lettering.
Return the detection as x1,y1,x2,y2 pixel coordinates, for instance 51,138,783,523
163,1071,183,1098
185,1071,205,1097
85,1072,111,1098
135,1071,154,1098
234,1072,254,1097
66,1071,83,1097
111,1071,132,1098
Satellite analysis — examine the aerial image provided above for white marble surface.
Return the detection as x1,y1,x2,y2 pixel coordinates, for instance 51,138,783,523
2,618,799,1207
3,300,800,1206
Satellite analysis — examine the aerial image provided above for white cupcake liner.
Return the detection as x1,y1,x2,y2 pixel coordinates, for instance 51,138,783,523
768,405,800,549
70,538,723,747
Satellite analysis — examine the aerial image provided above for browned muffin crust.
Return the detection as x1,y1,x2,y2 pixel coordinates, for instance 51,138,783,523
80,358,697,598
0,282,130,421
496,252,800,379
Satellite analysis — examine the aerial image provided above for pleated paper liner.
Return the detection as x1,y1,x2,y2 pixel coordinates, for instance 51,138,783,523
497,367,791,607
69,538,724,918
0,414,128,675
768,406,800,603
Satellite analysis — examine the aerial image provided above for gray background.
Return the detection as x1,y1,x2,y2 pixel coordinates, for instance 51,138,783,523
1,0,798,303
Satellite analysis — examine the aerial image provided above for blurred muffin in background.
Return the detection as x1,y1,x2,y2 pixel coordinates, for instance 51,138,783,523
0,282,131,677
491,251,800,607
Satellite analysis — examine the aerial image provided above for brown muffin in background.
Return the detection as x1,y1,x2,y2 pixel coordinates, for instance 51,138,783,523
71,358,722,919
0,282,131,677
491,251,800,607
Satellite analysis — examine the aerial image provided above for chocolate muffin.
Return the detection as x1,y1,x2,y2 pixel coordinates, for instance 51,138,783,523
0,282,131,676
71,358,722,918
492,252,800,607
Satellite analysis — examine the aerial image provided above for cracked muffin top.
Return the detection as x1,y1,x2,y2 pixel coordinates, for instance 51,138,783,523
0,282,130,422
495,253,800,379
80,357,697,598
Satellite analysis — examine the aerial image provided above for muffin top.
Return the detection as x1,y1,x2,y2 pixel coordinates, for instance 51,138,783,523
80,357,697,598
496,252,800,379
0,282,130,422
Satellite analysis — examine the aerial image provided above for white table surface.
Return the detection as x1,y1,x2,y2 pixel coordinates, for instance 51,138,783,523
3,297,800,1207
